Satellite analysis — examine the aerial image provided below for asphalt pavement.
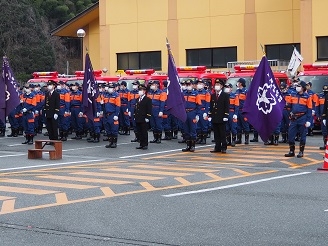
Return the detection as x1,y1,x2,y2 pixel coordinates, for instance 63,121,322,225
0,130,327,246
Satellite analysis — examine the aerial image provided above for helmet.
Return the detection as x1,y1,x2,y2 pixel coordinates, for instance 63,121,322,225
237,78,246,87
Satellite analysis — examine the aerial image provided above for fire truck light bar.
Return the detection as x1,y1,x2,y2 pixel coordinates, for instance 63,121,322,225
33,71,58,78
234,65,259,71
177,66,206,72
125,69,155,75
303,64,328,70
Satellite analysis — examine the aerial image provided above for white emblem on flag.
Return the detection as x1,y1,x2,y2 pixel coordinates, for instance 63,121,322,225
256,83,277,114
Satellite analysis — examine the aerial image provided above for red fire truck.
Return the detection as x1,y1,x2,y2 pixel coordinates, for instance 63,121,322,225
227,65,291,92
118,69,167,90
177,66,227,90
297,64,328,93
74,70,119,85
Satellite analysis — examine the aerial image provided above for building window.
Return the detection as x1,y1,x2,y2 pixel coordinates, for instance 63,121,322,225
186,47,237,68
317,37,328,61
265,43,301,61
117,51,161,70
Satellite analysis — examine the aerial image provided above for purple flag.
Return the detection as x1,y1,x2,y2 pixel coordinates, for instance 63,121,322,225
166,39,187,123
0,57,21,122
242,56,285,142
82,53,99,121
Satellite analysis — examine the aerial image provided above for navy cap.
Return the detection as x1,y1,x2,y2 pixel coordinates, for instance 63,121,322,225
280,82,287,89
185,80,192,85
298,81,307,89
163,81,168,87
36,84,41,87
48,80,56,85
237,78,246,86
108,83,115,88
74,82,80,87
306,81,312,87
132,80,140,85
58,81,65,85
120,81,127,87
29,84,35,88
225,83,233,88
323,85,328,92
138,84,147,90
215,79,225,86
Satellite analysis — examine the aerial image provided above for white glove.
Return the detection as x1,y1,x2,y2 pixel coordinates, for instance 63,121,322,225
128,111,131,117
113,116,118,121
312,110,315,116
158,112,163,117
232,114,237,120
208,117,212,122
100,111,103,116
54,114,58,120
20,99,23,103
203,113,207,119
145,118,149,123
22,108,27,113
100,100,104,105
323,119,326,126
65,111,70,115
223,117,229,122
78,112,83,117
96,112,100,117
35,110,39,115
305,121,311,128
195,115,199,123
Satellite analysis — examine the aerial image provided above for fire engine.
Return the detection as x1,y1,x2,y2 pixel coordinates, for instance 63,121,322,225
297,64,328,93
118,69,167,90
177,66,227,90
227,65,291,92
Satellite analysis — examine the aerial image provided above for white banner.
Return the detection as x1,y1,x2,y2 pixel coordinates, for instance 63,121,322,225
288,47,303,76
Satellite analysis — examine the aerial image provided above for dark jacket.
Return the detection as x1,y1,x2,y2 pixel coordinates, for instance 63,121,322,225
44,90,60,118
209,91,230,123
134,95,152,123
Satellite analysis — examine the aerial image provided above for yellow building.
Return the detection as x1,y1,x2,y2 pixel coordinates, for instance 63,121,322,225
51,0,328,75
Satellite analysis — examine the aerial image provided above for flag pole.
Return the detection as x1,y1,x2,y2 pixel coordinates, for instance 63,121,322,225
260,44,266,56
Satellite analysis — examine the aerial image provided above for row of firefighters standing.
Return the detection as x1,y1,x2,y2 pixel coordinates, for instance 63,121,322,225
0,77,326,157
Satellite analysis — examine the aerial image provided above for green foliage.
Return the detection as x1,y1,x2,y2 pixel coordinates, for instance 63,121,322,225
0,0,98,81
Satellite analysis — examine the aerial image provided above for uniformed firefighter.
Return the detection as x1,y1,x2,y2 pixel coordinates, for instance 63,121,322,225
103,83,121,148
178,81,187,143
147,80,166,143
33,84,45,134
224,83,239,147
70,82,84,139
195,79,210,144
305,81,319,136
57,81,71,141
284,81,312,158
129,80,140,142
182,80,201,152
21,84,37,144
161,80,173,140
235,78,250,144
317,85,328,150
87,83,104,143
279,82,292,143
118,81,130,135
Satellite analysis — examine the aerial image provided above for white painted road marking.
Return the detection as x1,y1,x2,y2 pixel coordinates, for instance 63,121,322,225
163,172,311,197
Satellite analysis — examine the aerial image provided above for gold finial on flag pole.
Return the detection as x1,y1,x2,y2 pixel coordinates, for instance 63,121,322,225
260,44,266,56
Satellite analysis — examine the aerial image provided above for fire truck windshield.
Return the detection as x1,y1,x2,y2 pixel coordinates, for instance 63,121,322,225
297,75,328,93
179,77,197,83
226,77,252,92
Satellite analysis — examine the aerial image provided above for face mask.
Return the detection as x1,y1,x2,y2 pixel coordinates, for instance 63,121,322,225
48,85,53,91
296,86,302,92
104,87,109,91
120,86,124,90
138,90,144,96
187,86,193,91
25,88,31,94
56,85,62,90
224,88,230,93
236,83,240,88
197,84,203,90
132,85,138,89
215,85,221,91
72,86,77,91
108,88,114,93
150,85,156,91
181,85,186,90
34,88,40,92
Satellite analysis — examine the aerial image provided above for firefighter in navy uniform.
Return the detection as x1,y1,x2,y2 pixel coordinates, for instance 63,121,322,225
318,85,328,150
181,80,201,152
235,78,250,144
21,84,37,144
103,83,121,148
224,83,239,147
279,82,292,143
118,81,131,135
285,81,312,158
129,80,140,142
195,79,210,144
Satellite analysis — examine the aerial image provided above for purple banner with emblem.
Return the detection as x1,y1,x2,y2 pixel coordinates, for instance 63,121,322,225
0,57,21,122
242,56,285,142
166,39,187,123
82,53,99,121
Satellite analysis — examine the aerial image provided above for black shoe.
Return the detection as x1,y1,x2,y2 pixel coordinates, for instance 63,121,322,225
284,151,295,157
210,149,221,153
131,138,139,142
136,146,147,149
297,152,304,158
320,146,326,150
250,138,258,142
221,149,227,153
